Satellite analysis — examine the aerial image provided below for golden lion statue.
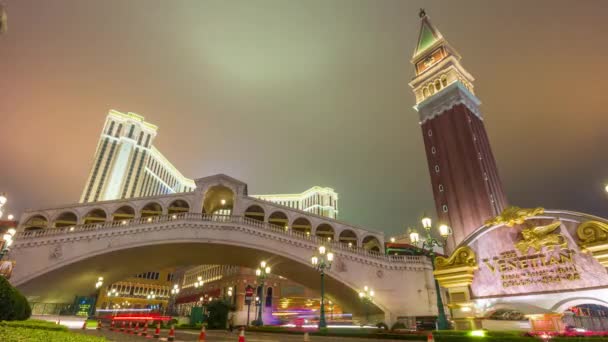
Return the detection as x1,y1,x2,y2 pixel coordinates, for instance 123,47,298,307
515,221,566,254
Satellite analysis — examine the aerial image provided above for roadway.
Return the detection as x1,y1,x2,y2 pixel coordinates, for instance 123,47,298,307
79,327,422,341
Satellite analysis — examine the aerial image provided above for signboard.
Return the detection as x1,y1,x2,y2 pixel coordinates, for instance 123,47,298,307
471,216,608,297
244,285,254,305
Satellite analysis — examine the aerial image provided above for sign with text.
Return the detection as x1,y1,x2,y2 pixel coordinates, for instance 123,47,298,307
244,285,254,305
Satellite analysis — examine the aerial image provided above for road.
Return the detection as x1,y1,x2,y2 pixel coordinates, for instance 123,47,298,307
79,327,422,341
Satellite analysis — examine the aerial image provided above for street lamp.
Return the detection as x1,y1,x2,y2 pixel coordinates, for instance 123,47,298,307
0,227,16,260
254,261,271,326
147,291,156,300
0,192,7,220
358,286,374,325
311,245,334,329
409,214,452,330
92,276,103,316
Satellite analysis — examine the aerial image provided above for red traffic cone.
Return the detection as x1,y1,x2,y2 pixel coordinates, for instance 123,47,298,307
140,322,148,336
134,322,140,335
109,320,115,331
238,327,246,342
427,332,435,342
81,320,87,330
303,331,310,341
96,319,102,330
198,325,206,341
120,321,126,332
167,324,176,342
153,322,161,338
126,321,133,334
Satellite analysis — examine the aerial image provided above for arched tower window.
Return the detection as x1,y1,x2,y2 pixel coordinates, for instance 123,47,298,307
441,75,448,87
435,80,441,91
423,87,429,98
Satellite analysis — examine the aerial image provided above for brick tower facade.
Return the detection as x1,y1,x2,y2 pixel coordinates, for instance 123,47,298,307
409,11,508,251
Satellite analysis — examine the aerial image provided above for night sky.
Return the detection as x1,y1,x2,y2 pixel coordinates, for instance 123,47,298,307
1,0,607,237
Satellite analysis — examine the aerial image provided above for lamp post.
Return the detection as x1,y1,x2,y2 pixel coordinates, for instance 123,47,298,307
0,227,16,260
0,192,7,219
409,214,452,330
167,284,180,315
255,261,271,326
194,276,204,288
311,245,334,329
358,286,374,325
92,276,103,316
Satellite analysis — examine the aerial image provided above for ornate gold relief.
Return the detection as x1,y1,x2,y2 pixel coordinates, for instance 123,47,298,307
435,246,477,270
434,247,478,288
485,206,544,227
577,220,608,268
578,220,608,245
515,221,565,254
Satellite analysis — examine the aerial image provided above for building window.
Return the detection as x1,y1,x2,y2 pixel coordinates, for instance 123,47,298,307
438,184,444,192
435,80,441,91
128,124,135,139
423,87,429,98
428,129,433,137
431,146,436,154
442,205,448,213
107,121,115,135
434,165,440,173
441,75,448,87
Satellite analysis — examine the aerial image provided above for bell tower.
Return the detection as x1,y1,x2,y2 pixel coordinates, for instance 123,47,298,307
409,10,508,251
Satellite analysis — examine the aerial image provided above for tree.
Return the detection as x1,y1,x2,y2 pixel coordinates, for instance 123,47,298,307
0,276,31,321
205,299,235,329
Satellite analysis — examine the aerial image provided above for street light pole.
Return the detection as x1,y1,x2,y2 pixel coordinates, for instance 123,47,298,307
255,261,271,326
409,215,452,330
358,286,374,325
311,245,334,329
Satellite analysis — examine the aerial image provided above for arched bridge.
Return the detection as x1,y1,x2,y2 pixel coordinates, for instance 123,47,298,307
10,174,440,324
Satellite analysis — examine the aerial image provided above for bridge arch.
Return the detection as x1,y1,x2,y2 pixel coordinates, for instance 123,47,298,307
244,205,265,222
338,229,359,247
362,235,381,252
267,211,288,229
203,185,234,214
83,208,108,225
112,205,136,222
141,202,163,218
23,214,49,231
292,217,312,236
315,223,335,242
168,199,190,215
52,211,78,228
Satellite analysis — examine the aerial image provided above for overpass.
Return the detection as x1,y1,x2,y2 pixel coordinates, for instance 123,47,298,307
10,174,440,325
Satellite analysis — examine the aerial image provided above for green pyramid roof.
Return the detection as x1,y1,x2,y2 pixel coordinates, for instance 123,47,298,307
414,16,441,57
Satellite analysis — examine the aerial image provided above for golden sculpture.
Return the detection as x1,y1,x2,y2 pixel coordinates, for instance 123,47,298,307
514,220,566,254
576,220,608,268
485,206,544,227
435,246,477,270
577,220,608,246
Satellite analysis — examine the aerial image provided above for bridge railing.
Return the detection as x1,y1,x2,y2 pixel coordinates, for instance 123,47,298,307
15,213,427,264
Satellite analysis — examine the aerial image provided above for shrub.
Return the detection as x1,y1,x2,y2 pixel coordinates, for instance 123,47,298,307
391,321,407,331
377,322,389,330
0,319,67,331
0,276,31,321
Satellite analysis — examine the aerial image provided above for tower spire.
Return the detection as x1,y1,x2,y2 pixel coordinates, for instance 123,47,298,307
408,14,508,251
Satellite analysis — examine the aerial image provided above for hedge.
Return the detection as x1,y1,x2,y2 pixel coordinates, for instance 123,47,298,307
0,319,68,331
0,276,31,321
0,326,106,342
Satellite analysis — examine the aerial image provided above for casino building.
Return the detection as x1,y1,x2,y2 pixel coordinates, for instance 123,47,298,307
411,11,608,331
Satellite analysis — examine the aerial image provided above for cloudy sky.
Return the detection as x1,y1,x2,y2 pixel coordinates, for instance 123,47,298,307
1,0,607,236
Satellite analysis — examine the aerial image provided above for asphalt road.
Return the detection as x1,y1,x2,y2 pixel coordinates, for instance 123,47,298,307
79,327,422,342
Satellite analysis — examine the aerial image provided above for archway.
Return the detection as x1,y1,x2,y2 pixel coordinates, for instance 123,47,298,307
562,304,608,332
83,209,107,225
315,223,335,242
362,236,381,252
244,205,265,222
112,206,135,222
53,212,77,228
339,229,358,247
168,200,190,215
141,202,163,218
268,211,288,230
23,215,48,231
292,218,312,236
203,185,234,215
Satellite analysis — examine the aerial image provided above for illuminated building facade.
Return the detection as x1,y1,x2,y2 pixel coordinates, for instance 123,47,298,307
409,11,508,251
80,110,195,203
95,268,176,313
175,264,339,326
252,187,338,219
81,110,338,219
